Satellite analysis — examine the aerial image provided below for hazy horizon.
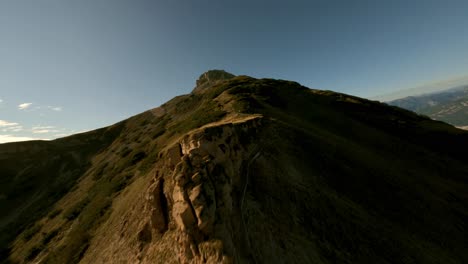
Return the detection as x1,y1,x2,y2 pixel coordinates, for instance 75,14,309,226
372,74,468,101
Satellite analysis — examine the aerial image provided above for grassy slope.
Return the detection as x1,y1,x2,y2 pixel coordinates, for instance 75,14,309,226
229,80,468,263
1,79,231,264
0,124,124,261
1,75,467,263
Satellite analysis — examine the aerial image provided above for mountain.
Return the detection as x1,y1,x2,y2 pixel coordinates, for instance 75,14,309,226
1,70,468,264
388,85,468,127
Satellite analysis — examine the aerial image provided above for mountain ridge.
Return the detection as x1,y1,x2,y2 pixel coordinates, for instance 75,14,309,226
1,72,467,263
388,85,468,127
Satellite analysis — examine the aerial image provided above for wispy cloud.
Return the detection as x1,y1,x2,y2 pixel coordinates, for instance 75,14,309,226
15,103,63,112
54,133,70,138
0,135,47,144
0,99,3,103
32,130,52,134
1,125,23,132
47,106,62,111
10,127,23,132
32,126,59,134
0,120,19,127
18,103,33,110
32,126,55,130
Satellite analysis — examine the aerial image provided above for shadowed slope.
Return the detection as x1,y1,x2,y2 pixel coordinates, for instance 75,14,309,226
1,73,467,264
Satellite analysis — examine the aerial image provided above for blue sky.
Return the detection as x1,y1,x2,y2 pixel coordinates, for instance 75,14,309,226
1,0,468,143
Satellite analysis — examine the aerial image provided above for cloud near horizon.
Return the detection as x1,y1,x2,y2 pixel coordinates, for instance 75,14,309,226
32,130,52,134
1,125,23,133
32,126,59,134
54,133,70,138
0,134,47,144
0,120,19,127
18,103,33,110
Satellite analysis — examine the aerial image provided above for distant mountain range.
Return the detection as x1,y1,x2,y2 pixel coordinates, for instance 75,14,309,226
373,75,468,101
388,85,468,128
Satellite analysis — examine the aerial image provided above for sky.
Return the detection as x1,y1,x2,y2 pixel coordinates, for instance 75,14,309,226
1,0,468,143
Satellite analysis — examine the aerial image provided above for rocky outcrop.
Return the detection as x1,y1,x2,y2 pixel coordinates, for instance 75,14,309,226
147,178,168,234
144,116,263,263
193,70,236,94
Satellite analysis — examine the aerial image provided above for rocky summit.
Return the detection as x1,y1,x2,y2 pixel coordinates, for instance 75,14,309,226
193,70,236,93
1,71,468,264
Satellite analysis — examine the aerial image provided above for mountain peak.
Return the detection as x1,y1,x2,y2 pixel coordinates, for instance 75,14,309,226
193,70,235,93
3,74,468,264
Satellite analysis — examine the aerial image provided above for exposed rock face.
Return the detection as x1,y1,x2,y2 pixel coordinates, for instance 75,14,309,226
193,70,236,93
147,178,168,234
144,116,262,263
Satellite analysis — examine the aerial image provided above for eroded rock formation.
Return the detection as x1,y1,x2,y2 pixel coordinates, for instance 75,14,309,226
143,116,263,263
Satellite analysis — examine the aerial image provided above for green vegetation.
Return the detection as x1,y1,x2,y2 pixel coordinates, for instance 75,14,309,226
1,73,468,263
44,231,90,264
0,123,124,262
48,208,63,219
119,146,132,158
46,192,112,263
25,245,43,261
41,229,60,245
63,198,90,221
22,223,43,241
23,228,60,262
131,151,146,165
